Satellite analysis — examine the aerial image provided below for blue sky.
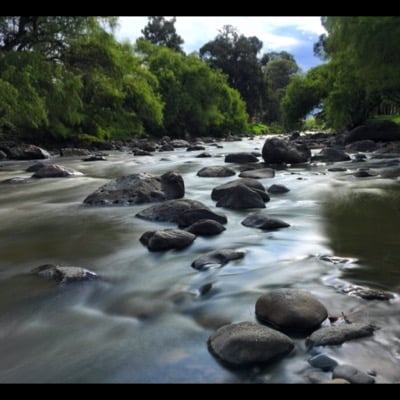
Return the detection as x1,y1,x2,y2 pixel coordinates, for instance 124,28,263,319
115,17,327,72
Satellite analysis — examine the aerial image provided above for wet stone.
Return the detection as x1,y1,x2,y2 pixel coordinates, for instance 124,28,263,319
332,365,375,384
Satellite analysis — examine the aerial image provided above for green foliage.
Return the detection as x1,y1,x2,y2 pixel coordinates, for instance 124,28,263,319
141,17,184,53
199,25,267,119
137,40,248,137
248,123,270,135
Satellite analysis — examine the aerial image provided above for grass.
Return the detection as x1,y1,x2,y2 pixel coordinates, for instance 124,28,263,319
367,115,400,125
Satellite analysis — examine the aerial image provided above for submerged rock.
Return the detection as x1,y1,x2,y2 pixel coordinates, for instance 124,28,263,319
267,184,290,194
31,264,98,284
84,171,184,206
238,168,275,179
191,248,245,271
140,229,196,251
306,322,377,347
255,289,328,333
208,321,294,367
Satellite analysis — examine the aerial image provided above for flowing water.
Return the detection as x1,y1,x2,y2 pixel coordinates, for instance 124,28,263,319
0,137,400,383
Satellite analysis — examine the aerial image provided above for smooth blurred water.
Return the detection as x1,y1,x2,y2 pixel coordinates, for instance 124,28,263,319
0,137,399,383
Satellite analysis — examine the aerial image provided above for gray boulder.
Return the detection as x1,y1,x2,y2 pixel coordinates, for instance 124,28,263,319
262,138,311,164
185,219,226,236
345,120,400,144
6,144,50,160
177,207,227,227
225,152,259,163
140,229,196,251
83,171,184,206
216,183,267,209
186,144,206,151
212,178,269,202
267,184,290,194
255,289,328,332
208,321,294,367
197,166,236,177
31,164,82,178
191,248,245,271
32,264,98,284
312,147,351,162
308,354,338,371
332,365,375,384
170,139,190,148
238,168,275,179
345,140,377,152
137,199,226,225
305,322,377,347
241,213,290,230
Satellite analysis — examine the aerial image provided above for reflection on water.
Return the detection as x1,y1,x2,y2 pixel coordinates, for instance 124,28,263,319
322,186,400,290
0,138,400,382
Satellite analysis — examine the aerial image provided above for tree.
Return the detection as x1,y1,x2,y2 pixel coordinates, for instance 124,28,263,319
136,39,248,138
199,25,267,120
141,16,184,53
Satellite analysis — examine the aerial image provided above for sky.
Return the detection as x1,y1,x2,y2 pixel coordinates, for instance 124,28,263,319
115,17,327,72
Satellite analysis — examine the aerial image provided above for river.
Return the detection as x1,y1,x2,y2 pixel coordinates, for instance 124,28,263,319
0,136,399,383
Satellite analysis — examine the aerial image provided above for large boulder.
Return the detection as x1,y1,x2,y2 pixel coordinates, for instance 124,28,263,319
31,164,83,178
345,140,377,153
136,199,226,224
255,289,328,333
197,166,236,177
83,171,184,206
262,138,311,164
4,144,50,160
139,229,196,251
32,264,99,284
224,152,259,163
305,322,376,347
191,248,245,271
345,120,400,144
215,183,267,209
211,178,269,202
208,321,294,367
241,213,290,230
177,208,227,227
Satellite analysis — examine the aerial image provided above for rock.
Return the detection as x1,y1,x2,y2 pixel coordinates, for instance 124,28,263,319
312,147,351,162
305,322,377,347
216,183,267,209
211,178,269,202
1,177,29,184
197,166,236,177
196,152,212,158
327,167,347,172
238,168,275,179
82,155,107,162
139,229,196,251
224,152,259,163
345,121,400,144
328,378,351,384
185,219,226,236
31,164,82,178
208,321,294,367
332,365,375,384
0,150,8,160
26,161,47,172
262,138,311,164
186,145,206,151
267,184,290,194
133,148,153,156
31,264,98,284
191,248,245,271
255,289,328,333
241,213,290,230
346,286,394,301
7,144,50,160
158,143,175,152
177,208,227,228
345,140,377,152
170,139,190,148
353,169,376,178
60,148,90,157
308,354,338,371
83,171,184,206
136,199,226,225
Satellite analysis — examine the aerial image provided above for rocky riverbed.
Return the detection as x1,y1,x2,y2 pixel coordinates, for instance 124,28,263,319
0,125,400,383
